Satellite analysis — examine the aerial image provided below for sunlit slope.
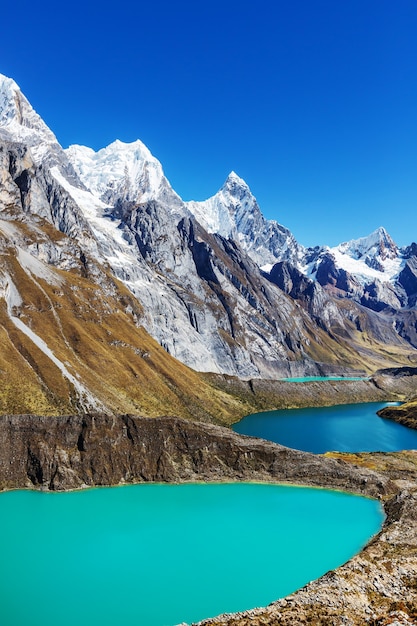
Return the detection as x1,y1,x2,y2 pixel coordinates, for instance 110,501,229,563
0,218,246,420
0,215,415,420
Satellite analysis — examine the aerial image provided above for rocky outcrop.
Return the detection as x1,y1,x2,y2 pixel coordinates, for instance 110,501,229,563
315,251,362,296
377,398,417,430
0,413,388,495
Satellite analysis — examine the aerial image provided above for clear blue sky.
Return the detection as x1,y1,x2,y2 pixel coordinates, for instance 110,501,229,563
1,0,417,247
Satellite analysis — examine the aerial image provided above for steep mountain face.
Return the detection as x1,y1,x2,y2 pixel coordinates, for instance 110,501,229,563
0,71,416,418
0,75,57,159
64,146,312,378
0,140,262,420
186,172,304,269
303,227,416,314
66,140,184,210
186,169,417,322
335,227,399,271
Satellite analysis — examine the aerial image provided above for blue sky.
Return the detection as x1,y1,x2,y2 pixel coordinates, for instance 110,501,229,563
1,0,417,247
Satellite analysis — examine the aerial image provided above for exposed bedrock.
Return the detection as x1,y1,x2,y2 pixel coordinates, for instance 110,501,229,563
0,414,387,495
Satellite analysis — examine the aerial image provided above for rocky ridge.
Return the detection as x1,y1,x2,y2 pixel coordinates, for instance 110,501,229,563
186,169,417,324
186,171,304,268
0,413,387,493
0,72,416,407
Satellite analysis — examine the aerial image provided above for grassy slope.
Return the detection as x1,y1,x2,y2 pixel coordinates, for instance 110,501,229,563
0,222,248,422
0,217,416,422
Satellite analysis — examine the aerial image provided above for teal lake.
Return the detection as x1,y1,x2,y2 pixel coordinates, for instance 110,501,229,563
233,402,417,453
0,483,384,626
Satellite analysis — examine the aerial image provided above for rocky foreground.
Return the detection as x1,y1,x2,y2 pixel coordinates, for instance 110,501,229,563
1,413,417,625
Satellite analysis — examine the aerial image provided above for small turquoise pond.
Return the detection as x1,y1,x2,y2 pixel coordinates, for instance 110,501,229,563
0,483,383,626
233,402,417,453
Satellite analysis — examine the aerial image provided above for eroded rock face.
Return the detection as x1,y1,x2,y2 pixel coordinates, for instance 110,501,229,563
0,414,387,495
398,257,417,307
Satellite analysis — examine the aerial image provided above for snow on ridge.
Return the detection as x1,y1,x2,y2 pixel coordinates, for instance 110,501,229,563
186,193,236,238
0,74,21,123
329,247,404,284
186,171,256,238
0,73,58,157
326,226,403,283
65,139,167,203
337,226,397,259
50,166,124,243
224,170,249,188
50,166,145,274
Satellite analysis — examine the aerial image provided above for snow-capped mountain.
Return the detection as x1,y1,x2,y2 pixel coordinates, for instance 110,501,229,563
313,227,403,282
0,74,81,180
0,70,417,409
186,166,416,315
66,140,184,211
186,172,304,269
0,74,58,158
301,227,416,311
0,73,319,380
337,226,398,266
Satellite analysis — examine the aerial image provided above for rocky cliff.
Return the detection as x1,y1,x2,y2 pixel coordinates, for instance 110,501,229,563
0,413,387,494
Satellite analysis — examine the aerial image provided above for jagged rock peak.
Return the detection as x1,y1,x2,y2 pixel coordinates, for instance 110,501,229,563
186,172,304,268
65,138,183,207
185,170,259,239
305,226,406,308
338,226,398,261
0,73,58,158
222,170,250,191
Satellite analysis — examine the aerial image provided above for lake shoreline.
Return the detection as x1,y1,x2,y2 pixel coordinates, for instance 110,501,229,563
203,369,417,426
232,401,417,454
0,412,417,624
0,483,384,626
195,451,417,626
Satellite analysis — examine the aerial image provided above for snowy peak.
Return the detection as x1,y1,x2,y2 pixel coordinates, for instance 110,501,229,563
186,171,257,239
220,171,255,213
66,139,181,207
186,173,304,268
305,225,406,313
0,74,58,160
338,227,398,263
331,226,400,278
222,170,250,193
0,75,22,124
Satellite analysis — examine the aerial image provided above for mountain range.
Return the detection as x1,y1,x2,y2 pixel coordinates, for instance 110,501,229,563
0,72,416,417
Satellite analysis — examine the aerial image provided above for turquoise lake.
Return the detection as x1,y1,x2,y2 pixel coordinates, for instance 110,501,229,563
0,483,384,626
233,402,417,453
